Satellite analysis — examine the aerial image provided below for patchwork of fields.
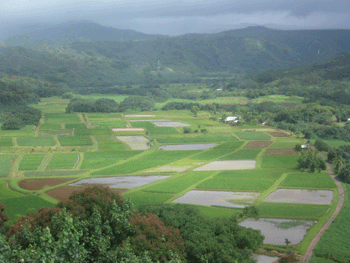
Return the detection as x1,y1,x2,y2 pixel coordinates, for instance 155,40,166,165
0,97,344,259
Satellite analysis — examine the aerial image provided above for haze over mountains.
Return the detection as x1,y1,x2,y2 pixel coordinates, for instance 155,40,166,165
0,21,350,87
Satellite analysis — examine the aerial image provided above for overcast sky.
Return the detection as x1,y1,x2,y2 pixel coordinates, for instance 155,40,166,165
1,0,350,35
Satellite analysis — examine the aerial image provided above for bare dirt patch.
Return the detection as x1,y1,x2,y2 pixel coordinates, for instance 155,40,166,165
46,186,127,202
267,132,290,137
18,178,76,191
265,149,298,155
244,141,273,148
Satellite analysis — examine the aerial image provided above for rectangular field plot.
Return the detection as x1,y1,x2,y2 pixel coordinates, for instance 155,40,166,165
173,190,260,208
269,137,305,149
219,149,261,160
0,154,16,177
116,136,149,150
24,170,87,177
142,172,213,193
91,119,127,128
40,123,62,130
265,189,334,204
216,170,288,180
18,154,45,170
280,172,336,189
0,137,13,146
17,136,56,146
131,122,179,134
261,155,299,168
1,195,54,221
157,134,238,144
94,151,199,175
45,153,79,170
45,113,80,124
96,136,126,151
196,178,274,191
157,143,218,151
194,160,256,171
189,141,245,160
82,151,141,169
58,136,92,146
257,203,330,219
122,191,173,208
235,132,271,140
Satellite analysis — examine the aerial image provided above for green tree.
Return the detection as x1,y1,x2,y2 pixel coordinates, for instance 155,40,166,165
0,203,9,229
191,106,199,117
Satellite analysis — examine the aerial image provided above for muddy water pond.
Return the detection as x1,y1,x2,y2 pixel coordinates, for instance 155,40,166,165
265,189,334,204
152,121,190,127
238,218,316,245
70,175,171,189
158,143,218,151
194,160,256,171
173,190,260,208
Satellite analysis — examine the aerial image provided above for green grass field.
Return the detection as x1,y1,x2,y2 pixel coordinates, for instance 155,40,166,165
40,123,62,130
90,119,127,128
0,137,13,147
122,191,173,208
58,136,93,146
156,134,238,144
189,141,245,160
0,195,54,222
45,153,79,170
82,151,141,169
235,132,271,140
314,183,350,262
269,137,305,149
215,169,288,180
95,136,126,151
17,136,56,146
219,149,261,160
94,151,199,175
0,180,23,199
197,206,242,218
18,154,46,170
197,178,275,191
0,155,16,177
280,172,336,189
131,122,179,134
257,203,330,219
24,170,87,177
262,155,300,168
45,113,80,124
142,172,213,193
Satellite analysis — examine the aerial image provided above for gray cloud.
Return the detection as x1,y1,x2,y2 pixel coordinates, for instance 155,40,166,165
1,0,350,35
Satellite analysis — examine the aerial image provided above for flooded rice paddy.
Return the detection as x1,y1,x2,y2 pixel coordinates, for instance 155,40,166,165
158,143,218,151
152,121,190,127
116,136,150,150
238,218,316,245
172,190,260,208
265,189,334,204
70,175,171,189
194,160,256,171
253,254,279,263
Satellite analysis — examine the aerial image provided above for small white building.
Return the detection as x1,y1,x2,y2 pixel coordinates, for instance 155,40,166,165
225,116,238,123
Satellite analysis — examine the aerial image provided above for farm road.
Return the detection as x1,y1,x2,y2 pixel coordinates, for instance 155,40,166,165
301,151,345,263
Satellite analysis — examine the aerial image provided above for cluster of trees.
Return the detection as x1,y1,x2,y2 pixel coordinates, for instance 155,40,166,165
0,187,264,263
0,105,42,130
297,148,326,173
66,97,118,113
327,144,350,183
162,102,218,112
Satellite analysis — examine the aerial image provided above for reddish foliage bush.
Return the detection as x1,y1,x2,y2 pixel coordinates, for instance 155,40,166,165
0,202,9,228
57,185,124,221
128,212,186,262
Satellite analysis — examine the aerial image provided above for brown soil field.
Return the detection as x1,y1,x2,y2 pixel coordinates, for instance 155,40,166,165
265,149,298,155
46,186,127,202
244,141,273,148
18,178,77,191
267,132,290,137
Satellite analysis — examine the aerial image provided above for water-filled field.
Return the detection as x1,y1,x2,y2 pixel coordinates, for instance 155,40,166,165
194,160,256,171
265,189,334,204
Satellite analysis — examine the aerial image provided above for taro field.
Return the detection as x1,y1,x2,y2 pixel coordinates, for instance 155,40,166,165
0,97,343,257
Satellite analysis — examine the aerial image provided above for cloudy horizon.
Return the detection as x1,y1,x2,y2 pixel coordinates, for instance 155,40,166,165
1,0,350,36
